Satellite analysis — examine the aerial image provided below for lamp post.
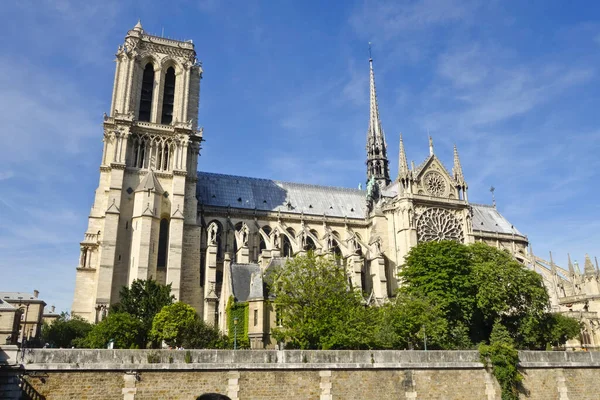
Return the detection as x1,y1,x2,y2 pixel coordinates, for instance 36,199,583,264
233,316,239,350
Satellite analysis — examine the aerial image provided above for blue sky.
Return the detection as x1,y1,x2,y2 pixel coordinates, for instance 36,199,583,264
1,0,599,313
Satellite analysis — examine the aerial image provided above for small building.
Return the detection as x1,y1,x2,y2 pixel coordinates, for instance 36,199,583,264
0,291,47,345
0,298,20,345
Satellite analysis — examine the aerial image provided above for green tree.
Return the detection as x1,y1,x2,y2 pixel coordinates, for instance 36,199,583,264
267,252,377,349
182,318,229,349
376,294,448,349
110,279,174,346
151,302,198,347
85,312,144,349
41,312,93,348
469,242,549,343
399,240,476,346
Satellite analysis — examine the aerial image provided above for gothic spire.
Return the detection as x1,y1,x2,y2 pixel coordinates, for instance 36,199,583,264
398,133,409,180
365,47,390,188
452,144,465,182
568,253,575,276
584,254,595,275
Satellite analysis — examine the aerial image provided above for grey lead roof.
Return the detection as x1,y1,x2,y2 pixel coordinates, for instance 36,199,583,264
471,204,523,236
196,172,367,219
231,263,263,302
196,172,522,236
0,298,15,311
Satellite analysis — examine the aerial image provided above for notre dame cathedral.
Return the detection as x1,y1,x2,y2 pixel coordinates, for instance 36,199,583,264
72,23,600,349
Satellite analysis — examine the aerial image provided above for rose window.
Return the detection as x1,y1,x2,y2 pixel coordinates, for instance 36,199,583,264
423,171,447,197
417,208,464,243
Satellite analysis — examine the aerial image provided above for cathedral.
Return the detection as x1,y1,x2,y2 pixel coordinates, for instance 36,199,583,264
72,23,599,349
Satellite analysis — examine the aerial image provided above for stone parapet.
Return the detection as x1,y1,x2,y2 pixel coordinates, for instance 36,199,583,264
18,349,600,371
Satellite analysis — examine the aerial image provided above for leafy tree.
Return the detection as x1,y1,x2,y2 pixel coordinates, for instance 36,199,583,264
479,322,522,400
469,242,549,343
518,312,581,350
182,318,229,349
376,294,448,349
110,279,175,346
85,312,144,349
399,240,476,344
267,252,377,349
151,302,198,347
41,312,93,348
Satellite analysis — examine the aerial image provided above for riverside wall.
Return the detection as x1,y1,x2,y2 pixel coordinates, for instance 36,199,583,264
2,348,600,399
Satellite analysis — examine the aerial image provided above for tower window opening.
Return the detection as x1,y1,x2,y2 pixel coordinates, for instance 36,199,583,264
139,63,155,122
157,218,169,268
161,67,176,124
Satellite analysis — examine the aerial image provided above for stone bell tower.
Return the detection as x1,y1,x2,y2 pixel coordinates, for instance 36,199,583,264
71,22,204,322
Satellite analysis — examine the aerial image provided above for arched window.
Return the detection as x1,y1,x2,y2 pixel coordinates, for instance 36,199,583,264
139,63,155,122
282,235,292,257
157,218,169,268
161,67,176,124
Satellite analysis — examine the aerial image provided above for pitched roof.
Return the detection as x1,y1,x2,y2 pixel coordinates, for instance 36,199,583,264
231,263,263,302
0,292,43,302
135,169,164,194
471,204,523,236
196,172,367,219
0,298,15,311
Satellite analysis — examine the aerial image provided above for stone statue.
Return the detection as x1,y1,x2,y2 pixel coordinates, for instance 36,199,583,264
272,229,280,249
240,223,249,246
207,222,218,245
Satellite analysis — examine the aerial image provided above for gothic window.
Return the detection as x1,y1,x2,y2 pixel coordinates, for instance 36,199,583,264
305,236,316,251
282,235,292,257
161,67,176,124
139,63,155,122
157,218,169,268
416,208,464,243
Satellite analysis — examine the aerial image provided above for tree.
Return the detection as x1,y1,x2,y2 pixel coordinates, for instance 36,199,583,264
469,242,549,343
110,279,175,346
267,252,377,349
399,240,476,346
181,318,229,349
376,294,448,350
151,302,198,347
85,312,144,349
41,312,93,348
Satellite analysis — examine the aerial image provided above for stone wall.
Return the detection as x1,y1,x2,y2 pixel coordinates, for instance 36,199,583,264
5,349,600,400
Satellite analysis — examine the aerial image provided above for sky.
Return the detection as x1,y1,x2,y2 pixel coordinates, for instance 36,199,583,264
0,0,599,313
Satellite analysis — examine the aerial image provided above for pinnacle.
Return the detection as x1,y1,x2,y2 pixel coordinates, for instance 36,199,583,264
134,19,143,31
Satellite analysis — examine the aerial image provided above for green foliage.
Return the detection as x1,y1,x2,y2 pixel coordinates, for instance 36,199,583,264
41,312,93,348
469,243,549,344
399,240,476,345
375,294,448,349
110,279,175,347
182,318,229,349
151,302,198,347
480,323,522,400
226,296,249,349
518,313,582,350
85,312,144,349
184,350,192,363
266,252,377,349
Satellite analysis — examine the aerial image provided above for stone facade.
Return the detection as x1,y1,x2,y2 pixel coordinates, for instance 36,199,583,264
0,291,48,345
71,22,203,322
6,349,600,400
530,253,600,349
75,23,600,350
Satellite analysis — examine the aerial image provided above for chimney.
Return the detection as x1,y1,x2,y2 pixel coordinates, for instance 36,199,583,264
33,290,39,298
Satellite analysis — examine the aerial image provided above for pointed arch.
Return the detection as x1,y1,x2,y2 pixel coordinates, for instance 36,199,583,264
161,66,176,124
139,62,155,122
157,218,169,268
